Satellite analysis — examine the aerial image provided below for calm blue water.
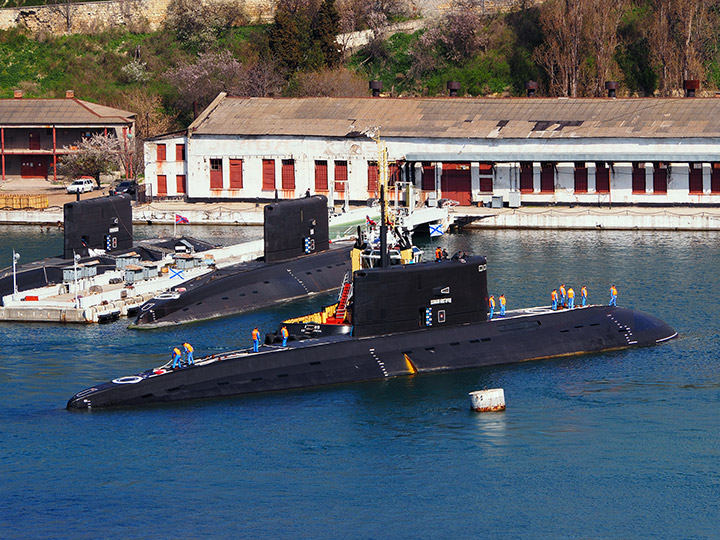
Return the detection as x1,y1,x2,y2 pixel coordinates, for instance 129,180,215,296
1,225,718,539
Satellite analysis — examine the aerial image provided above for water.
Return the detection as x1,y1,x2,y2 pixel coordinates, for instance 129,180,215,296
1,225,719,539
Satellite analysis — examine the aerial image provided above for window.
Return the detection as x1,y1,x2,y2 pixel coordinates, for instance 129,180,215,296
229,159,243,189
335,161,347,192
157,144,166,162
540,162,554,193
210,158,223,190
422,162,435,190
262,159,275,190
157,175,167,196
574,162,588,193
478,163,493,192
689,163,703,194
281,159,295,190
632,163,646,193
315,160,328,191
175,144,185,161
388,162,400,187
368,162,378,193
712,163,720,194
520,162,533,192
595,162,610,193
176,175,186,194
653,163,667,194
29,131,41,150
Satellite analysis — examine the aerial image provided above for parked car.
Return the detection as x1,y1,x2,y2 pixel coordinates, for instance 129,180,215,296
66,178,95,194
110,181,137,196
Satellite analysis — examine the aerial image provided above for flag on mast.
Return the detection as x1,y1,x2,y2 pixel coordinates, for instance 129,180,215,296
175,214,189,224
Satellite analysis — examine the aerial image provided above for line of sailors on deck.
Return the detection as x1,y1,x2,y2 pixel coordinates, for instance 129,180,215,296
171,342,194,369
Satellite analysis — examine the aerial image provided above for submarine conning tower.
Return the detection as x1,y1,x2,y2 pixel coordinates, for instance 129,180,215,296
351,255,489,338
264,195,330,263
63,195,133,259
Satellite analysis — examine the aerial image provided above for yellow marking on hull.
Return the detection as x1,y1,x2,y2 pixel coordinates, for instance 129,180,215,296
404,353,417,374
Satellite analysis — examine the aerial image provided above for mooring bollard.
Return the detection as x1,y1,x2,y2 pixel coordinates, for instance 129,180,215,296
469,388,506,412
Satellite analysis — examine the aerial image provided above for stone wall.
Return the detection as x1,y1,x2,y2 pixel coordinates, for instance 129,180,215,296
0,0,275,34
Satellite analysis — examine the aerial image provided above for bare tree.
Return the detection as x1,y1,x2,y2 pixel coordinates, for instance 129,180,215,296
586,0,626,96
46,0,74,34
291,67,369,96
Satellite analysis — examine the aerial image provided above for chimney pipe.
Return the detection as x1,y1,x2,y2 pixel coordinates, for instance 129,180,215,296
66,90,74,99
525,81,538,97
605,81,618,98
13,90,23,99
684,80,700,97
447,81,461,97
369,80,383,97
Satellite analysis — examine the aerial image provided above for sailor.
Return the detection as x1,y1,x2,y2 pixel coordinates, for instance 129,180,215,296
609,285,618,306
559,284,567,308
488,295,495,319
567,287,575,309
183,342,194,365
435,246,443,262
442,248,449,260
499,294,506,316
252,326,260,352
551,289,558,310
305,188,311,198
281,326,289,347
171,347,183,369
581,285,588,307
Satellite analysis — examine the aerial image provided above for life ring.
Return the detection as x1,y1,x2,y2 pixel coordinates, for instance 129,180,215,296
112,375,143,384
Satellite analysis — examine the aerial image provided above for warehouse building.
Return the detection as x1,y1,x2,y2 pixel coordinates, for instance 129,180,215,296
144,87,720,206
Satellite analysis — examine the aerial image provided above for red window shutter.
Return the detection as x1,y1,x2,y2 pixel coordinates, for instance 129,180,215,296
689,163,703,194
574,163,588,193
210,158,223,189
388,163,399,186
368,162,378,193
334,161,347,192
262,159,275,190
520,162,533,193
632,163,646,193
176,175,186,194
595,163,610,193
229,159,243,189
281,159,295,190
157,144,166,161
712,163,720,194
540,163,554,193
315,160,328,190
653,164,667,194
157,175,167,196
479,163,493,192
175,144,185,161
422,162,434,190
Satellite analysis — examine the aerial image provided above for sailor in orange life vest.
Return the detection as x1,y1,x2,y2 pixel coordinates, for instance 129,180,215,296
488,295,495,319
435,246,443,262
609,285,618,306
551,289,558,310
171,346,183,369
559,284,567,307
499,294,506,316
252,326,260,352
183,342,194,365
567,287,575,309
581,285,588,307
281,325,289,347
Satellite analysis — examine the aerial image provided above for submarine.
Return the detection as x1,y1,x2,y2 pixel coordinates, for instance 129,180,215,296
67,192,677,410
130,195,353,328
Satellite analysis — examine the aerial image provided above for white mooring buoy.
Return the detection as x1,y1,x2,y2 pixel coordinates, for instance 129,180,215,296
469,388,506,412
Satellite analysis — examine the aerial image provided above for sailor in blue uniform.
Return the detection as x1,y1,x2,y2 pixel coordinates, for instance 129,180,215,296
281,326,289,347
252,327,260,352
171,347,183,369
183,342,194,365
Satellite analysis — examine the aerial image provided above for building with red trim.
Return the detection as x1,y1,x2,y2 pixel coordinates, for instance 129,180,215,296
0,90,135,183
144,91,720,206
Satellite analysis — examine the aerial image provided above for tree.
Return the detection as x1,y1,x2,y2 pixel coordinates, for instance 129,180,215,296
58,133,130,188
291,67,368,96
585,0,626,96
315,0,342,67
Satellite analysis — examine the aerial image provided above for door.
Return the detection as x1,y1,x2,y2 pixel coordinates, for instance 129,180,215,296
440,163,471,206
28,131,41,150
20,157,47,178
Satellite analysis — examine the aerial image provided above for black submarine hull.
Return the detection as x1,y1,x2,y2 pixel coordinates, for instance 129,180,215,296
130,245,352,328
67,305,676,409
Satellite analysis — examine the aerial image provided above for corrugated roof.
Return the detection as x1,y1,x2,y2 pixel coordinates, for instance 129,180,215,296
0,98,134,125
189,96,720,139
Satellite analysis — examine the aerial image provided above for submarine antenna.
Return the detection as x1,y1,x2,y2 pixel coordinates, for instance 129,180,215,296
380,185,388,268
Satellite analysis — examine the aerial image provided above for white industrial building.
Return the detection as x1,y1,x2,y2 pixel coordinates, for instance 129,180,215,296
144,92,720,206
